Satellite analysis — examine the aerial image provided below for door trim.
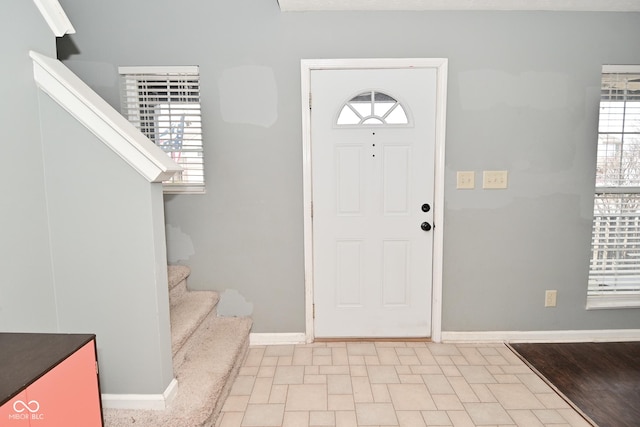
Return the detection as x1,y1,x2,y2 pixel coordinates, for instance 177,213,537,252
301,58,448,343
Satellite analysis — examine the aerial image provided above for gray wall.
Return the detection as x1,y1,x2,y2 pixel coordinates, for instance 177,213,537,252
38,94,173,394
58,0,640,333
0,1,58,331
0,0,173,395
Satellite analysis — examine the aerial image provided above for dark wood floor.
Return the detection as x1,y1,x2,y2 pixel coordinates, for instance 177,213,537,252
509,342,640,427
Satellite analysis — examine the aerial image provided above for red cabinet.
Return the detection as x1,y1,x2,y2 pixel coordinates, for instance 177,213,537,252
0,334,103,427
0,392,30,426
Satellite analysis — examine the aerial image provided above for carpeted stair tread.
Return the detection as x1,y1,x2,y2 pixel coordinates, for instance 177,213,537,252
103,316,252,427
168,265,191,304
170,290,219,357
167,265,191,291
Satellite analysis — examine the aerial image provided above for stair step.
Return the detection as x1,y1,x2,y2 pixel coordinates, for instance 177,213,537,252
168,265,191,296
170,290,219,358
168,265,191,289
103,316,252,427
103,265,252,426
174,316,252,426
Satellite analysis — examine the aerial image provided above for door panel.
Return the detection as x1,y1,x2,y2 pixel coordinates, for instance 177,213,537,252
336,240,363,306
336,146,363,215
383,145,411,215
382,240,410,306
311,67,437,338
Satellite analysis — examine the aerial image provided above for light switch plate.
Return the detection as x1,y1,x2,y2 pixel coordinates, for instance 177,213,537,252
483,170,508,189
457,171,475,189
545,290,557,307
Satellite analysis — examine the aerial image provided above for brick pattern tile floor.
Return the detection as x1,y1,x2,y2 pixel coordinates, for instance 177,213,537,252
215,342,592,427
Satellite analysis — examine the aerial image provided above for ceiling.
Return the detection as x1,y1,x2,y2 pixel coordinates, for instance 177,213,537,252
277,0,640,11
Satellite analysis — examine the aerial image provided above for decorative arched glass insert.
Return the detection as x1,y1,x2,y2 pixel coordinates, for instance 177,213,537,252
337,91,409,126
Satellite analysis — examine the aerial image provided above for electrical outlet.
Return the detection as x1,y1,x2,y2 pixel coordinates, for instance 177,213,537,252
457,171,475,189
545,290,557,307
483,170,508,189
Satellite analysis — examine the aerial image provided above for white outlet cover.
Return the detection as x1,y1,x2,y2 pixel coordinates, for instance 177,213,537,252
545,290,557,307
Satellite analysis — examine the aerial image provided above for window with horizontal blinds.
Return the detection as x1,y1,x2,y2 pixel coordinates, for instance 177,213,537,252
119,66,205,193
588,66,640,307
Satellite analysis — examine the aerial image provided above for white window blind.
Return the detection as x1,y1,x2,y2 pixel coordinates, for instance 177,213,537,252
588,66,640,307
119,66,205,193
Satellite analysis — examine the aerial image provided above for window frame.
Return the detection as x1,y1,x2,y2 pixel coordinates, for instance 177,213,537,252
119,66,205,194
335,90,412,127
587,64,640,310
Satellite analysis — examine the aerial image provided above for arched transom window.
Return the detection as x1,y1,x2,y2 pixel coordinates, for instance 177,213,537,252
337,91,409,126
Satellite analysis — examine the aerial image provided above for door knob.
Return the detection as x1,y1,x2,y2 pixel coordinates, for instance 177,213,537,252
421,222,432,231
422,203,431,213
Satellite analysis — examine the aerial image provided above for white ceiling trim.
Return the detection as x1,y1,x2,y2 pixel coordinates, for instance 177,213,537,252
278,0,640,11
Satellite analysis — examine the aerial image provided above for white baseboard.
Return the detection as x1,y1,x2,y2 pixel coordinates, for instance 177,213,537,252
441,329,640,343
101,378,178,410
249,330,640,345
250,332,307,346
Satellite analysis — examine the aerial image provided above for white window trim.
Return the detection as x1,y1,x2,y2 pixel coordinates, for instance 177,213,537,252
587,294,640,310
588,64,640,310
118,66,198,75
603,64,640,74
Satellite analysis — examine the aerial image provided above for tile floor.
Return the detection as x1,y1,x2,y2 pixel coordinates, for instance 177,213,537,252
215,342,592,427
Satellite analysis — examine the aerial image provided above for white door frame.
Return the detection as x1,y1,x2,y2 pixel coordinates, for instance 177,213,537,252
301,58,448,343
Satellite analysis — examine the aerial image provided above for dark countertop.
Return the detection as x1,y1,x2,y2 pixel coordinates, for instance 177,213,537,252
0,333,95,406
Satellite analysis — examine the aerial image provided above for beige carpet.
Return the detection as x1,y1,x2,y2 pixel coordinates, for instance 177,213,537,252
104,315,251,427
104,265,252,427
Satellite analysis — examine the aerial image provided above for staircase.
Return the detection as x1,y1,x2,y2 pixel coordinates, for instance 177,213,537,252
103,266,252,427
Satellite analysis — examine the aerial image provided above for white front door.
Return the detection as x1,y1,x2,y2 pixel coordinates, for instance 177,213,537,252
311,67,438,338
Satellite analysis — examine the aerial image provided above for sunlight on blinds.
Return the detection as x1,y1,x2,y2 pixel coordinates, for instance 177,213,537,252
589,69,640,298
119,66,205,193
